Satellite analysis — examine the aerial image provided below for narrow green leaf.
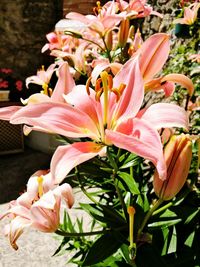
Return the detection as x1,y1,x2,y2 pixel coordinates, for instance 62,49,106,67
120,244,133,265
118,172,140,195
160,209,177,218
184,231,195,247
107,148,118,171
80,203,103,217
184,208,200,224
136,195,144,209
167,226,177,254
148,218,181,229
82,233,122,266
161,227,170,256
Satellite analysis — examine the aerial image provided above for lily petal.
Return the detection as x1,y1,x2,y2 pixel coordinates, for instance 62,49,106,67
53,183,74,208
51,142,105,184
139,33,170,81
161,73,194,96
0,106,22,120
51,62,75,102
4,217,31,250
10,102,100,139
140,103,189,130
112,56,144,124
106,118,166,180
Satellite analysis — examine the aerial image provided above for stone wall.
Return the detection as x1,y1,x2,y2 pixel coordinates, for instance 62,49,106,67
0,0,195,83
142,0,180,36
63,0,108,15
0,0,63,80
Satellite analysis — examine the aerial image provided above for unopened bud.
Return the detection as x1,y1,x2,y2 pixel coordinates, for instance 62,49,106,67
105,30,113,51
153,135,192,201
118,19,130,48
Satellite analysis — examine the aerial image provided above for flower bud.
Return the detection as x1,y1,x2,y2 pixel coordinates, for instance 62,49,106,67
118,18,130,48
153,135,192,201
105,30,113,51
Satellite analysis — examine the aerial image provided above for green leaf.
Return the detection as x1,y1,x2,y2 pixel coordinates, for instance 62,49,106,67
160,209,177,218
136,243,168,267
148,218,182,229
161,228,170,256
118,172,140,195
120,244,133,265
184,231,195,248
52,236,70,256
184,208,200,224
119,154,140,169
167,226,177,254
82,233,123,266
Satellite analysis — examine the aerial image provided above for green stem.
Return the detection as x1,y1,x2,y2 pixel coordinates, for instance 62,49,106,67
116,148,122,164
185,94,190,111
102,36,112,62
83,37,105,51
107,148,128,221
137,199,163,239
152,201,172,216
75,167,98,205
56,229,110,237
130,166,133,177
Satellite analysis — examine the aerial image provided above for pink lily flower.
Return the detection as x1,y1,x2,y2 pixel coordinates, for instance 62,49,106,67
0,170,74,249
116,0,163,19
3,216,32,250
0,62,74,124
7,57,188,184
26,64,56,91
174,3,200,25
41,32,78,54
65,1,124,38
90,33,194,97
30,190,61,233
138,33,194,96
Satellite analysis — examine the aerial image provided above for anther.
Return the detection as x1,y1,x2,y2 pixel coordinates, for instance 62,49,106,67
86,76,92,95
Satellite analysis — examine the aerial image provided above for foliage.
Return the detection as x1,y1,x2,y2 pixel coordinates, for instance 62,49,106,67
0,1,199,267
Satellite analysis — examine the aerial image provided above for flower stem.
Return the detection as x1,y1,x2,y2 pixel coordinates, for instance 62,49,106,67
137,199,163,239
75,167,99,205
102,36,112,62
152,201,172,216
56,229,110,237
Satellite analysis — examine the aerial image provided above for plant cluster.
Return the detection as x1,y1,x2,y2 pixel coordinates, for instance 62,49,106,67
0,1,199,266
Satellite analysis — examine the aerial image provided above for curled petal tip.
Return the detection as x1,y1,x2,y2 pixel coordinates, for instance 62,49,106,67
161,74,194,96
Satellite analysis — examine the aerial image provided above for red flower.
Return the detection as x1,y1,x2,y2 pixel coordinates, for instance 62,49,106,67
0,79,9,88
15,80,23,91
0,68,13,74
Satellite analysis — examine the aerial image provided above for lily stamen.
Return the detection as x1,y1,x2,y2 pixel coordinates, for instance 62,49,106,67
93,1,102,16
86,76,92,95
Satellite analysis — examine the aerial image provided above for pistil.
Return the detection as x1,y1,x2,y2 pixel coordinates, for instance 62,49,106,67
100,71,109,127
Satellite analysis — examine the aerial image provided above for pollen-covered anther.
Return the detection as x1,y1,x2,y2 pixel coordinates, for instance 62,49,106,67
48,88,53,96
94,78,104,101
107,74,113,90
111,83,126,102
95,87,103,101
93,1,102,15
86,76,92,95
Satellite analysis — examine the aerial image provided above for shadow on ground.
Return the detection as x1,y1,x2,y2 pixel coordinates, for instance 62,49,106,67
0,146,51,204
